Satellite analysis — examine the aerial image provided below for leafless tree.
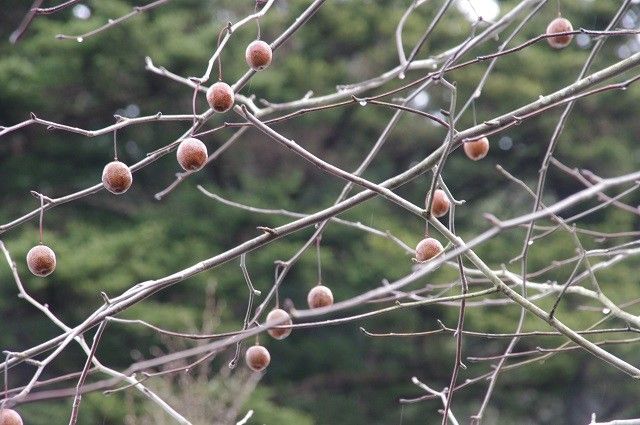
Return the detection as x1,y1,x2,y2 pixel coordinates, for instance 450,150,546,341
3,1,640,424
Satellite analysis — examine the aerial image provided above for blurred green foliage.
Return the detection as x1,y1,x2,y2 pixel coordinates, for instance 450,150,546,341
2,1,640,424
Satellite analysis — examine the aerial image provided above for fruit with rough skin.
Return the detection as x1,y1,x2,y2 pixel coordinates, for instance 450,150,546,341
206,82,234,113
245,345,271,371
0,409,23,425
26,244,56,277
546,17,574,49
307,285,334,309
177,138,208,171
429,189,450,218
266,308,293,340
463,137,489,161
102,160,133,194
415,237,444,262
245,40,273,71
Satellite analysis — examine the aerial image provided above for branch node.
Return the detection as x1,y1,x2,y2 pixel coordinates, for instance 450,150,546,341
257,226,278,236
483,213,503,228
100,291,112,305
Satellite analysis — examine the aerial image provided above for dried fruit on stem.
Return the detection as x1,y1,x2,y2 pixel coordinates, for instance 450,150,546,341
245,40,273,71
429,189,450,218
177,137,208,171
245,344,271,371
463,137,490,161
102,161,133,194
206,81,234,113
415,237,443,262
0,409,23,425
26,244,57,277
307,284,334,309
266,308,293,340
546,17,574,49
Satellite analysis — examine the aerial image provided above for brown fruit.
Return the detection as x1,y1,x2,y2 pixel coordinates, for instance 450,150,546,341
102,160,132,194
266,308,292,340
463,137,489,161
415,237,444,262
206,81,234,113
429,189,450,218
0,409,23,425
245,345,271,372
26,244,56,277
307,285,334,309
177,138,208,171
546,17,573,49
245,40,273,71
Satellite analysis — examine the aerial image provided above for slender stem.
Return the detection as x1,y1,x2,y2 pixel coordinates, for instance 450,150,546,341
216,26,229,81
2,353,9,409
230,254,260,368
113,130,118,160
442,202,467,425
9,0,44,43
425,79,456,222
39,194,44,244
55,0,172,41
191,82,200,127
399,0,455,75
316,236,322,284
255,1,262,40
69,321,107,425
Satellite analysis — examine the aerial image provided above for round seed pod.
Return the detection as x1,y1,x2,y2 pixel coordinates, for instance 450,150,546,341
245,40,273,71
429,189,450,218
245,345,271,372
546,17,574,49
415,237,444,262
177,138,208,171
102,160,133,194
307,285,334,309
266,308,292,340
206,81,234,113
26,244,56,277
0,409,23,425
463,137,489,161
